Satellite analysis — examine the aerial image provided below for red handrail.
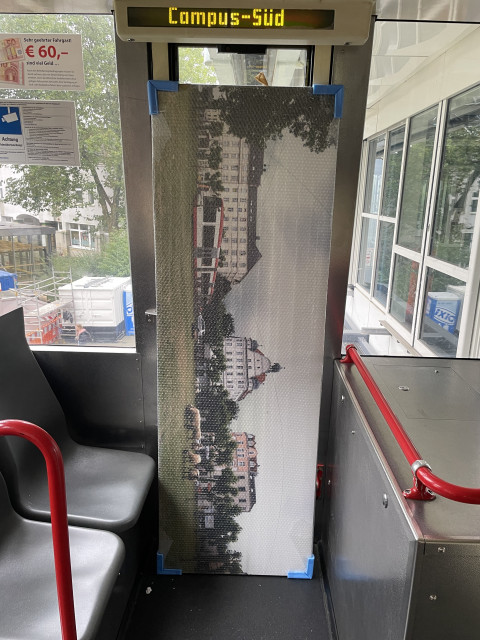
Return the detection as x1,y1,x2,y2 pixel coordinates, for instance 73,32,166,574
341,345,480,504
0,419,77,640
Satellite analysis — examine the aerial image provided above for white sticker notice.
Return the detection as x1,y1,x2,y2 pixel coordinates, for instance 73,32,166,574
0,100,80,166
0,34,84,91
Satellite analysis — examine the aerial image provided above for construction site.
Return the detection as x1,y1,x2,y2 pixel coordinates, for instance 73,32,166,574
0,222,134,346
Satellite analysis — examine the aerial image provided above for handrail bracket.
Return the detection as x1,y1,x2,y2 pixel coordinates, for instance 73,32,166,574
404,459,436,501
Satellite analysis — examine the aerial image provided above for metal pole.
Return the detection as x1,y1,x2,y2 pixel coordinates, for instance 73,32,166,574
0,419,77,640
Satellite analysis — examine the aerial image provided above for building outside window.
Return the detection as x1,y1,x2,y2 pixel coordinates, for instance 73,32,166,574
346,83,480,358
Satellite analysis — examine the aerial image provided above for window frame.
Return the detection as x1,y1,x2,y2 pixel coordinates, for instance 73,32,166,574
353,86,480,358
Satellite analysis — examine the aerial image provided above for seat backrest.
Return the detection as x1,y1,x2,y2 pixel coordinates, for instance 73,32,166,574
0,466,20,534
0,308,72,499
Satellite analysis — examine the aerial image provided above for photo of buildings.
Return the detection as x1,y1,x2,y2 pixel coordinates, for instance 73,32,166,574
154,84,338,574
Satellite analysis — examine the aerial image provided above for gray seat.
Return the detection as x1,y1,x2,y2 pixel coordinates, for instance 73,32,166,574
0,472,125,640
0,308,155,533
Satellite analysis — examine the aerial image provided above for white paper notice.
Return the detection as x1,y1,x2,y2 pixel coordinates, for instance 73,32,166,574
0,100,80,166
0,34,84,91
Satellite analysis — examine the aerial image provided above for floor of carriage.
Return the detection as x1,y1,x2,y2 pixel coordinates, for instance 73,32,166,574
122,558,336,640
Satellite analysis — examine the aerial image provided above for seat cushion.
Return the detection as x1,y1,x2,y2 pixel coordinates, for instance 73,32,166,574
17,442,155,533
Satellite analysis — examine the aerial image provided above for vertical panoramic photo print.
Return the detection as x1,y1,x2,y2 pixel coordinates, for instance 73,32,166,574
153,84,339,575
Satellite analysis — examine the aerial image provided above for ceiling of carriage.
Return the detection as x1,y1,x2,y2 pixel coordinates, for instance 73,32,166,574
1,1,479,118
2,0,480,22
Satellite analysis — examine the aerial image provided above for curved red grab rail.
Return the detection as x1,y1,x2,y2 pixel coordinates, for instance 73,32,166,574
341,345,480,504
0,419,77,640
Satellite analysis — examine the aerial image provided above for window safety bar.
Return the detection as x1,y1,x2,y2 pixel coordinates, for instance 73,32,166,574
340,345,480,504
0,419,77,640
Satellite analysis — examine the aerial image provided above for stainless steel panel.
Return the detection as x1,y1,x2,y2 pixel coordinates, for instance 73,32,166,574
324,364,421,640
316,20,374,538
371,364,480,421
329,357,480,640
115,36,158,451
408,541,480,639
348,357,480,542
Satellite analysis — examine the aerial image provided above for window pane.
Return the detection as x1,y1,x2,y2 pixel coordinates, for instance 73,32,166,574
179,47,309,86
373,221,394,306
430,85,480,268
0,14,133,347
380,126,405,218
363,137,385,213
397,107,437,251
357,217,377,291
390,254,419,330
420,268,465,356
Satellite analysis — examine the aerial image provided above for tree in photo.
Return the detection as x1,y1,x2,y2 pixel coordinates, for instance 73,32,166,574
211,86,337,154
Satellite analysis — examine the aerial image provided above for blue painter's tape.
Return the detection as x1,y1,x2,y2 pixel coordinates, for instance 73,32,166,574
157,552,182,576
287,554,315,580
312,84,344,119
148,80,179,115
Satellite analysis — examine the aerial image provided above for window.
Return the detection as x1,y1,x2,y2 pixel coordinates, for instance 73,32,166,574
430,85,480,269
397,107,437,252
420,268,464,356
178,46,310,87
373,222,394,306
363,137,385,213
348,84,480,358
357,218,377,291
0,13,133,348
381,126,405,218
68,223,95,250
390,255,419,331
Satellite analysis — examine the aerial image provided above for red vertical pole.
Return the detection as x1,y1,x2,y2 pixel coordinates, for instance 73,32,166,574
0,419,77,640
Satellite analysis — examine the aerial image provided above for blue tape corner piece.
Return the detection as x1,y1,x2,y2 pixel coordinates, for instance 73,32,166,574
287,555,315,580
312,84,344,119
148,80,179,115
157,553,182,576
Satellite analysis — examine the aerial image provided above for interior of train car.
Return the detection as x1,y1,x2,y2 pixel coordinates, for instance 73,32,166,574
1,1,480,639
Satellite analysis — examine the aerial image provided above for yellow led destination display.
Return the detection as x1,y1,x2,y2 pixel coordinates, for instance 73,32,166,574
127,7,335,30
